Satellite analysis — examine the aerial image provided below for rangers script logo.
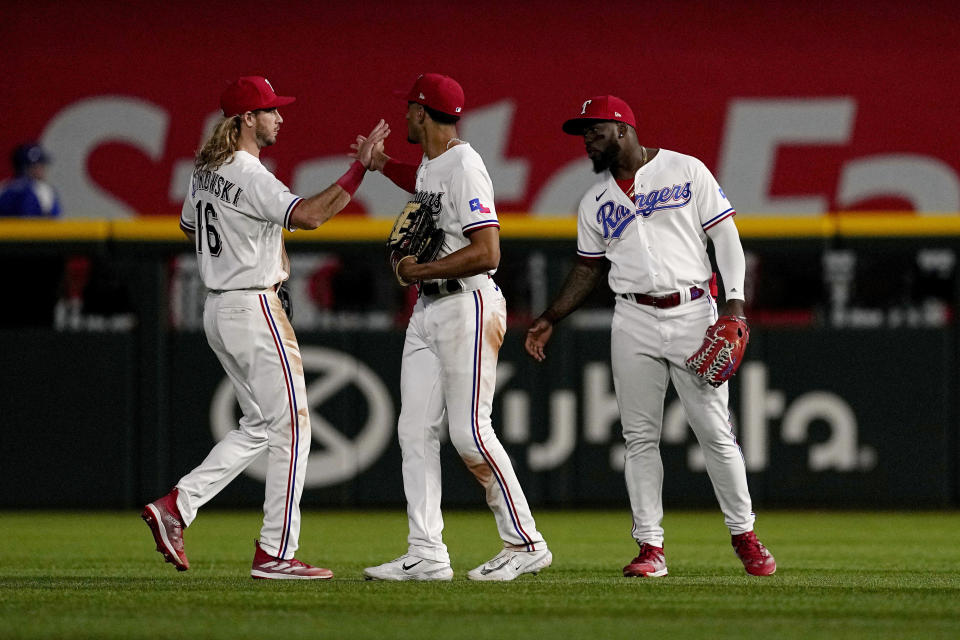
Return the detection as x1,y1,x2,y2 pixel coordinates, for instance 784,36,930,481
635,181,692,216
596,181,693,239
596,201,637,239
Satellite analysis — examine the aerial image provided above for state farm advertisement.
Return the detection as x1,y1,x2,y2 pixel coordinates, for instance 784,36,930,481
4,1,959,219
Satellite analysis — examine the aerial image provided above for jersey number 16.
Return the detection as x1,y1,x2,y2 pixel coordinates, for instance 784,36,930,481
194,200,222,256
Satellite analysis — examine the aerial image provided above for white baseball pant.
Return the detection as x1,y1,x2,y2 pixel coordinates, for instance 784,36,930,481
398,283,545,562
611,294,755,547
174,288,311,560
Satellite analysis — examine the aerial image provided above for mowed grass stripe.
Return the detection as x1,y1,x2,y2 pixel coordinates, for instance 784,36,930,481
1,510,958,639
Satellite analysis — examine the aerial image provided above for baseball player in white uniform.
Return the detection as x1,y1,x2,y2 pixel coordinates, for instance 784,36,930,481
355,74,551,581
142,75,389,580
525,95,775,577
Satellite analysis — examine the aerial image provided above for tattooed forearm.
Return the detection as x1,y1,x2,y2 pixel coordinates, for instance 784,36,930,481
541,257,606,323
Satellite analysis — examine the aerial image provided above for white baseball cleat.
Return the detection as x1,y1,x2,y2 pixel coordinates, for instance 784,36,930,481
363,554,454,581
467,548,552,581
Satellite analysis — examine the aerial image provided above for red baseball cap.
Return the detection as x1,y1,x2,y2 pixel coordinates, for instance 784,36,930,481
220,76,296,117
394,73,465,117
562,95,636,135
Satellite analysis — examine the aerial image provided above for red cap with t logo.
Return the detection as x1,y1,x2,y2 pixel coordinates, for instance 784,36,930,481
562,95,636,135
220,76,296,117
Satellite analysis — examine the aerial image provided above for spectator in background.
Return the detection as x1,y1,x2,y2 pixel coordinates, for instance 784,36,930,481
0,142,62,217
0,142,135,329
0,142,64,327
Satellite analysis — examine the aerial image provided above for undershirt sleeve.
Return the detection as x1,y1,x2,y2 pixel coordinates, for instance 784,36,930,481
705,216,746,301
382,158,419,193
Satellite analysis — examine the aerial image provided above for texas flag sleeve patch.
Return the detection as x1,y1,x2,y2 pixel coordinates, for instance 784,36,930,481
469,197,491,213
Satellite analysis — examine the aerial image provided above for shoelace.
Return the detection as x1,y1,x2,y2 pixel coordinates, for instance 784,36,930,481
632,543,663,564
733,535,767,561
259,555,311,570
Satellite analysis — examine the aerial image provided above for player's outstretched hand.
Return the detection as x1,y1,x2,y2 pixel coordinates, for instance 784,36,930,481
351,119,390,171
366,118,390,145
350,135,388,171
524,317,554,362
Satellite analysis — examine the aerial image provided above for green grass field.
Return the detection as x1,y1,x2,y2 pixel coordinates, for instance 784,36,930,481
1,510,958,639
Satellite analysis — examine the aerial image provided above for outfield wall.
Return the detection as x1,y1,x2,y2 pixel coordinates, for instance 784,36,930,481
1,216,957,509
4,1,959,219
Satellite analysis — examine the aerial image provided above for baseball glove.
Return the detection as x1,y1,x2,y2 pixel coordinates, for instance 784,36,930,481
685,315,750,387
386,201,444,286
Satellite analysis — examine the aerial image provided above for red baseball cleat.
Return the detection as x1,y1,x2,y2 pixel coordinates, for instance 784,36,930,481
732,531,776,576
250,541,333,580
141,488,189,571
623,542,668,577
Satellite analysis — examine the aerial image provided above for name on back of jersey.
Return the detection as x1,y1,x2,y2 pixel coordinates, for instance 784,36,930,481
596,181,692,239
191,168,244,206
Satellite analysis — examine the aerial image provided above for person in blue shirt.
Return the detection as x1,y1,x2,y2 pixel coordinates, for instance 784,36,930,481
0,142,62,217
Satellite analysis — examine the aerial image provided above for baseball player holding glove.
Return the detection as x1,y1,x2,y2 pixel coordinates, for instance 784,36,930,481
524,96,775,578
353,73,551,582
386,201,445,285
142,76,389,579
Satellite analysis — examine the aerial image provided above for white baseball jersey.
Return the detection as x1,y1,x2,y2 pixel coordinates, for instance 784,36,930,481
576,149,735,295
577,149,756,548
179,150,302,291
413,143,499,288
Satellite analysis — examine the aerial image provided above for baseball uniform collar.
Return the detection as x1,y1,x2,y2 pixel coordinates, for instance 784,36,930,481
635,148,661,175
421,141,470,166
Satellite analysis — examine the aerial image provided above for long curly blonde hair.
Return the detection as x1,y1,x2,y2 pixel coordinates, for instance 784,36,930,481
195,116,241,171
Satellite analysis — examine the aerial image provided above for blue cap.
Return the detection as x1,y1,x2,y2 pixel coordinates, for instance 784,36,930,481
12,143,50,174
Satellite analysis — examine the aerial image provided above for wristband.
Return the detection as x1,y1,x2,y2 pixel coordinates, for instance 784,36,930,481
335,160,366,197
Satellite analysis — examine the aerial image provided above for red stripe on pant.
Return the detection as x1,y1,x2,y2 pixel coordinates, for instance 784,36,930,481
259,295,298,558
469,290,533,550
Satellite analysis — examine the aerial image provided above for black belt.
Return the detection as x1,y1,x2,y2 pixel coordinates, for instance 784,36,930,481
619,286,704,309
209,283,282,294
420,279,462,297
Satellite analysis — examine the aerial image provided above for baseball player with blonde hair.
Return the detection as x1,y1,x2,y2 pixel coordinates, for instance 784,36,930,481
142,75,390,579
525,95,775,578
354,73,551,581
